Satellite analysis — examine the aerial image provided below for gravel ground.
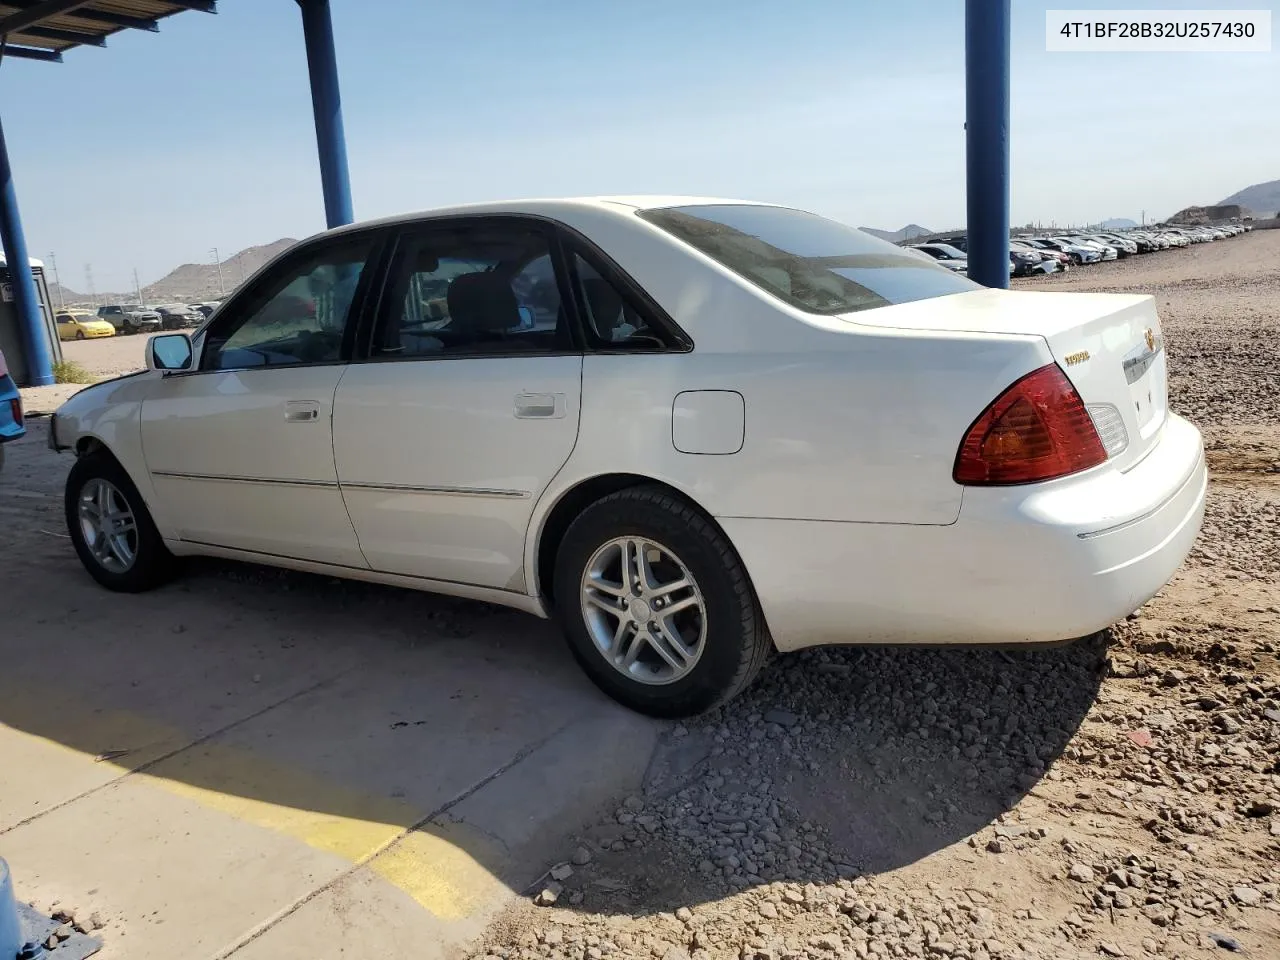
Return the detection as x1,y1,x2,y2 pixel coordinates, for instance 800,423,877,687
469,231,1280,960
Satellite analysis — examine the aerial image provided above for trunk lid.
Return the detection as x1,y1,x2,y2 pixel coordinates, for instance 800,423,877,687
841,288,1168,470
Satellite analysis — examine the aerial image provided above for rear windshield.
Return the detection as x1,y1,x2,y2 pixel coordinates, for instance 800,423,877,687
638,204,979,315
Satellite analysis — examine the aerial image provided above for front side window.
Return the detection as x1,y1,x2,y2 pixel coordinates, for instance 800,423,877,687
371,224,570,358
202,238,373,370
640,204,979,315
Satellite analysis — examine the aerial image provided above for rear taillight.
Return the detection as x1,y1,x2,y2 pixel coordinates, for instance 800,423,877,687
954,364,1107,485
9,398,21,428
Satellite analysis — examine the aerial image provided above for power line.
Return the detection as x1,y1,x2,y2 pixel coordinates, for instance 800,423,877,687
47,252,64,309
210,247,226,297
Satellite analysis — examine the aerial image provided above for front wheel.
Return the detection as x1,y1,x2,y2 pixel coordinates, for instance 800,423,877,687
75,330,86,340
65,452,176,592
554,486,771,718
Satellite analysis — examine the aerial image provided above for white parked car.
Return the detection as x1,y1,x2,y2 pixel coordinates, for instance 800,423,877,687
48,198,1207,717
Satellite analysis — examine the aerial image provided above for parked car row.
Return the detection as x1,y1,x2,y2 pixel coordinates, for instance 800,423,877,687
909,236,1066,278
55,302,222,340
906,222,1248,278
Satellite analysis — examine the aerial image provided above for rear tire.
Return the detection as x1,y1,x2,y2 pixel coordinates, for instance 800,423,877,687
554,486,771,718
65,451,176,592
75,330,86,340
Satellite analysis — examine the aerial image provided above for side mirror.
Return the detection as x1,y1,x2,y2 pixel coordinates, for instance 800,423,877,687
147,333,193,372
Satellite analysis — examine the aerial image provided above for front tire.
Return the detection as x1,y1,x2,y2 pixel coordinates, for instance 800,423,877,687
75,330,86,340
554,486,771,718
65,452,175,592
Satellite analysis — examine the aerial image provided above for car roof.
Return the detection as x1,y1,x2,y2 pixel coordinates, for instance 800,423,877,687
315,195,782,241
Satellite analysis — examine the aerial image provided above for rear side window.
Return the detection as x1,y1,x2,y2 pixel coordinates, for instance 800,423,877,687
639,204,979,315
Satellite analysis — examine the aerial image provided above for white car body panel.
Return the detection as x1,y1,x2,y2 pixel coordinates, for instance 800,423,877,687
845,287,1168,472
728,413,1204,650
332,356,583,590
139,366,367,567
50,195,1207,659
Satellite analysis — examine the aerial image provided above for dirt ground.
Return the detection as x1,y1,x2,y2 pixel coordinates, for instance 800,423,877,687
3,233,1278,960
467,232,1280,960
21,332,154,414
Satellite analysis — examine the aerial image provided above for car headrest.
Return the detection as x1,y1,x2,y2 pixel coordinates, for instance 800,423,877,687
447,272,519,336
581,277,623,334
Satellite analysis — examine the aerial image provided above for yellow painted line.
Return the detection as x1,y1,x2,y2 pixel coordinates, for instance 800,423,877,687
0,682,506,920
369,825,507,921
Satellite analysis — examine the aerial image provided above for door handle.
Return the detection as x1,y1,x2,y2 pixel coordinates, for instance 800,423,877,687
285,401,321,422
514,392,566,419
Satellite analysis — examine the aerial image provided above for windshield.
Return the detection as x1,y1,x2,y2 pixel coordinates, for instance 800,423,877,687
639,204,979,315
921,244,966,260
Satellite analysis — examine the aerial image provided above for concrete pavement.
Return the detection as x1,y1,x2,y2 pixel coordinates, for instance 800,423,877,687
0,420,662,959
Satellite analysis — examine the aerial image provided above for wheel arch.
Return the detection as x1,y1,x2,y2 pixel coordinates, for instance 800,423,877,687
531,472,746,613
65,429,173,540
74,434,108,458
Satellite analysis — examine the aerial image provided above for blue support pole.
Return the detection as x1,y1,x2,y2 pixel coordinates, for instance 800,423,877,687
0,112,54,386
298,0,353,229
965,0,1011,289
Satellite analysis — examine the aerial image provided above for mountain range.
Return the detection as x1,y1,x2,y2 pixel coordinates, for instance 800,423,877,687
1218,179,1280,217
48,180,1278,308
50,239,297,307
861,224,933,243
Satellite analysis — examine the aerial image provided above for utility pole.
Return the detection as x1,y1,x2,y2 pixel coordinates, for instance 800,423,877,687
133,268,143,305
84,264,96,306
1141,209,1146,226
47,252,64,309
210,247,226,297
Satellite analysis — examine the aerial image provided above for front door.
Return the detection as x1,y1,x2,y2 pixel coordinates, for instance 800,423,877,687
140,233,379,567
332,220,582,592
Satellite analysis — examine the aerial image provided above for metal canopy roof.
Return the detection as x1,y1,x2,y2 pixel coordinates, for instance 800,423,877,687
0,1,215,62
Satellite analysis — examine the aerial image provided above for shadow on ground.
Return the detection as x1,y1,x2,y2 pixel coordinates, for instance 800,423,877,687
550,636,1107,917
0,421,1105,937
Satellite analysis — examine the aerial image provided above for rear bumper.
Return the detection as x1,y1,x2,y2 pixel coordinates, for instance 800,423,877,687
724,413,1206,652
0,375,24,443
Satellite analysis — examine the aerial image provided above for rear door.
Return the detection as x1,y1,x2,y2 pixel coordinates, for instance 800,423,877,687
140,232,381,566
332,218,582,592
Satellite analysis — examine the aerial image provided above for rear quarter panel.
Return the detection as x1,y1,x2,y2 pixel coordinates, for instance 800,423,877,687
526,205,1053,592
560,330,1047,527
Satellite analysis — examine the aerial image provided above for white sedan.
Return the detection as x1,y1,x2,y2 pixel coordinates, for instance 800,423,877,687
49,197,1207,717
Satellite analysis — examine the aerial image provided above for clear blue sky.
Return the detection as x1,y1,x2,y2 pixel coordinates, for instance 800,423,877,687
2,0,1276,292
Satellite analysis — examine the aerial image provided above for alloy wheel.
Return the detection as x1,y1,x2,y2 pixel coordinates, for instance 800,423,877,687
77,478,138,573
579,536,707,685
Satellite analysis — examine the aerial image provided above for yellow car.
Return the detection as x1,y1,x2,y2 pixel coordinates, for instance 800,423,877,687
56,311,116,340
